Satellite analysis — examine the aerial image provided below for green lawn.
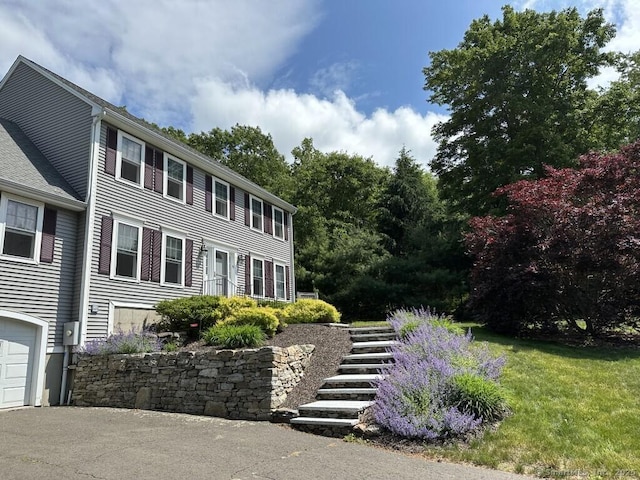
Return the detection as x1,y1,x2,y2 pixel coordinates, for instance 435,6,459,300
425,325,640,479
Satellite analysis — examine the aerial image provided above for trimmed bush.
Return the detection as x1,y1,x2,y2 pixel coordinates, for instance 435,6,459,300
202,324,266,349
216,296,258,320
285,299,341,324
155,295,222,331
448,373,508,422
220,307,280,337
79,328,161,355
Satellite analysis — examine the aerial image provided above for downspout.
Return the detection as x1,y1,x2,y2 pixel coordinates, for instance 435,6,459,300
60,108,104,405
289,211,296,302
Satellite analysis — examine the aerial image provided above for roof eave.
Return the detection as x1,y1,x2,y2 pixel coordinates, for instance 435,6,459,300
0,178,86,212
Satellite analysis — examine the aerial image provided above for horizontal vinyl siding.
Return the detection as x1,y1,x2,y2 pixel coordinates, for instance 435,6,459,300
0,62,92,199
0,206,79,347
86,124,293,340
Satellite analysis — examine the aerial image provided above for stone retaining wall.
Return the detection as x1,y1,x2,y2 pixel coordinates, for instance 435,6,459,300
71,345,314,420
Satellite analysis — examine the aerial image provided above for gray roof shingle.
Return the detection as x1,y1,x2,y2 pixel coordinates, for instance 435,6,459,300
0,118,83,204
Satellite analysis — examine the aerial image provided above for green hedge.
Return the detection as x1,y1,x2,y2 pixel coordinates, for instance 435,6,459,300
285,299,341,324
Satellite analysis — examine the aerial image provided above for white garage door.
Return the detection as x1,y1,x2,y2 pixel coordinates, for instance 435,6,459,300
0,318,36,408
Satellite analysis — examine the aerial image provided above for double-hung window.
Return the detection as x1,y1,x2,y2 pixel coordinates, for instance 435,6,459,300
273,207,284,240
275,263,286,299
251,196,263,232
164,155,186,202
0,194,43,261
112,220,142,280
252,258,264,296
162,232,184,286
117,132,144,186
214,179,229,219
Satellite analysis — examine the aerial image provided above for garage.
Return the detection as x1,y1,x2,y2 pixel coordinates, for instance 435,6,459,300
0,312,47,408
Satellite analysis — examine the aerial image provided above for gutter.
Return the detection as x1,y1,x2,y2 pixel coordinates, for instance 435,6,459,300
59,108,104,405
0,179,86,212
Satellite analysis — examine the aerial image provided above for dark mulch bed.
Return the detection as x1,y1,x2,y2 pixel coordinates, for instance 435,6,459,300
177,323,352,409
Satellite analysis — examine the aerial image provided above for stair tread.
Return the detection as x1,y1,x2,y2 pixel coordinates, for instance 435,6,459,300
343,352,394,359
324,374,385,382
352,340,399,347
317,387,377,394
290,417,360,427
298,400,373,412
339,363,391,369
348,326,393,332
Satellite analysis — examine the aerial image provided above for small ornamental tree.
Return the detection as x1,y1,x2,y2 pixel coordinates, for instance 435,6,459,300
465,142,640,336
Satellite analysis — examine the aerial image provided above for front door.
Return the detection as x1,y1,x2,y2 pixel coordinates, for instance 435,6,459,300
204,247,231,296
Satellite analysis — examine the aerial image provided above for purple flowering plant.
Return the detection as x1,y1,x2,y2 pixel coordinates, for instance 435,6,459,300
77,327,162,355
372,308,508,440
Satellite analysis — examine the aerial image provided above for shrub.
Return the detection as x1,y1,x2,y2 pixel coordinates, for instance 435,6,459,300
202,324,265,349
79,328,161,355
448,373,508,422
220,307,279,337
285,299,341,324
155,295,222,331
372,308,508,440
216,296,258,321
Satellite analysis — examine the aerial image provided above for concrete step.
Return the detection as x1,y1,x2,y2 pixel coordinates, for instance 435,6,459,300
350,332,397,342
342,352,394,364
322,374,384,388
316,388,377,400
348,326,393,334
338,363,392,374
351,340,399,354
289,417,360,427
298,400,372,419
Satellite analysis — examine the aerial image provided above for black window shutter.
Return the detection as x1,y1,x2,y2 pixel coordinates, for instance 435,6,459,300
40,207,57,263
230,187,236,221
141,227,153,281
105,127,117,176
284,213,289,241
144,146,154,190
264,204,273,234
244,193,250,226
285,265,291,300
265,260,274,298
98,216,113,275
186,166,194,205
245,254,251,295
185,239,193,287
205,175,212,212
154,150,163,194
151,229,162,282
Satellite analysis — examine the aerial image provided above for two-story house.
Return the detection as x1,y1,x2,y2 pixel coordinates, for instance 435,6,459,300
0,56,296,409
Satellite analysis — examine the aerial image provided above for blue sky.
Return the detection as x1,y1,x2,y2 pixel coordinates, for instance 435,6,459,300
0,0,637,169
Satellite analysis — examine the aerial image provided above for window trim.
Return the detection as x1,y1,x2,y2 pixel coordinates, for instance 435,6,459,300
0,193,44,264
116,131,145,188
250,195,263,233
213,177,230,220
163,153,186,204
274,262,286,300
251,256,265,297
110,216,143,282
272,206,285,240
160,229,186,287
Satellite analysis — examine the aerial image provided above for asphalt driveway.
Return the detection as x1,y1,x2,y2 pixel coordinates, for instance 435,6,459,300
1,407,533,480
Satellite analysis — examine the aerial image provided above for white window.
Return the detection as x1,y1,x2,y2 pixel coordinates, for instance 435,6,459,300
214,179,229,219
164,154,186,202
0,194,44,262
161,232,184,286
273,207,284,240
251,196,263,232
275,263,286,299
252,257,264,296
111,219,142,280
117,131,145,187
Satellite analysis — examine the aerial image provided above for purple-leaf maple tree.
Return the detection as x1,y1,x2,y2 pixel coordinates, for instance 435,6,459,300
465,142,640,336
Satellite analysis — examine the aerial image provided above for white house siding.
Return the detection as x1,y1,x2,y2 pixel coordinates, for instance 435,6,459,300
0,62,92,199
0,205,79,348
85,124,294,340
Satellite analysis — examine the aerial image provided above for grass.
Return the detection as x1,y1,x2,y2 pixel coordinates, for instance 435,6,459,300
420,324,640,479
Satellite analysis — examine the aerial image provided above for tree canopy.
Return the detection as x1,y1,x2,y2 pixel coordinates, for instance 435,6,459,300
424,6,616,216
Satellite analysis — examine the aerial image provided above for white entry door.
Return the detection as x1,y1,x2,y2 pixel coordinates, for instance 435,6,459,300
0,318,36,408
203,247,232,296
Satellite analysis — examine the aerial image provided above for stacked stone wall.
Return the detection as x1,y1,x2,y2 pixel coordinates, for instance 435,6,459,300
71,345,314,420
